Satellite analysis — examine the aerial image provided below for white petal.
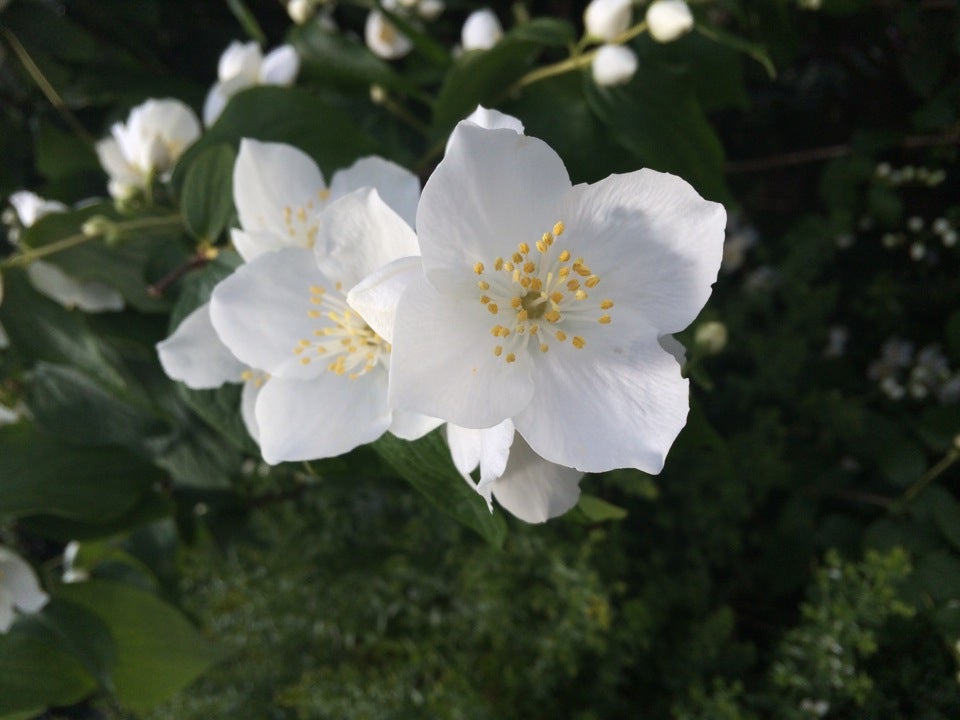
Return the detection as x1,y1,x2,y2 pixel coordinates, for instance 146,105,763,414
0,546,49,620
646,0,694,43
364,11,413,60
254,371,391,463
346,256,422,344
233,139,327,241
314,188,420,290
388,410,443,440
389,274,534,428
557,168,726,334
9,191,67,228
329,156,420,230
230,228,291,263
0,322,8,350
209,247,329,379
591,44,638,87
475,419,515,485
0,404,18,425
417,123,571,293
658,334,687,366
240,377,263,442
485,435,582,523
584,0,632,41
202,82,231,126
260,45,300,85
446,423,483,477
461,8,502,51
218,41,262,83
157,302,247,389
463,106,524,134
26,261,124,312
95,137,140,187
514,330,689,473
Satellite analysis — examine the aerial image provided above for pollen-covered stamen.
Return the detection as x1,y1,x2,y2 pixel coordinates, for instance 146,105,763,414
295,283,390,378
280,188,331,248
240,369,271,388
473,220,615,362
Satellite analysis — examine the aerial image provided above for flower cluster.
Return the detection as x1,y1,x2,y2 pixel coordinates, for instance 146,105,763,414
158,108,726,522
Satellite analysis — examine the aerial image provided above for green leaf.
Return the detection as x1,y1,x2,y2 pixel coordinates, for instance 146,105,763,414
180,143,237,242
586,64,730,203
569,494,628,523
0,424,160,523
35,121,100,181
0,624,97,717
945,309,960,361
174,86,379,187
373,430,507,548
914,551,960,603
507,17,575,47
27,362,167,449
58,580,221,710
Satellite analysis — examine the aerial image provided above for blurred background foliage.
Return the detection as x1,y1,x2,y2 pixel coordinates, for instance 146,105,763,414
0,0,959,717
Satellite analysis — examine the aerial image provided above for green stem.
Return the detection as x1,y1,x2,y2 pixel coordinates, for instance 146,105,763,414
901,448,960,504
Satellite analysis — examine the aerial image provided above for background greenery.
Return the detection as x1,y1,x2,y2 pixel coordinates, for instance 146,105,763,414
1,0,959,717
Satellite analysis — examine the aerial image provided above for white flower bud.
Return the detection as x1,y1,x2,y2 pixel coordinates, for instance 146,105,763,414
365,10,413,60
591,44,638,87
461,8,502,51
418,0,444,21
287,0,315,25
646,0,693,43
584,0,632,42
694,321,727,354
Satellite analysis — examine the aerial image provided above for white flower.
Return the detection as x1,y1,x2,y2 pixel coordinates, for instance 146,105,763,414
61,541,90,584
287,0,316,24
0,545,49,633
365,10,413,60
584,0,632,42
461,8,503,51
8,192,124,312
96,98,201,199
384,122,725,473
694,320,727,354
646,0,694,43
591,44,638,86
203,41,300,126
417,0,444,21
209,189,438,463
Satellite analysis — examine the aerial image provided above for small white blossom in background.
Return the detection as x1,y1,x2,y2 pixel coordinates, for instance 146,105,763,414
721,212,758,272
96,98,201,200
694,321,727,355
61,541,90,584
365,7,414,60
461,8,503,51
204,41,300,126
417,0,444,22
287,0,316,24
796,0,822,10
583,0,632,42
0,545,49,633
591,44,638,87
824,326,849,358
7,192,124,312
646,0,694,43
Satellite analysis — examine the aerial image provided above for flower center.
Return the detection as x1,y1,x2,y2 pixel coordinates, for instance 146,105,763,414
473,221,614,363
293,282,390,379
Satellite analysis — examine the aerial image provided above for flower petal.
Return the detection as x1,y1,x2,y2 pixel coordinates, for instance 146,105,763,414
158,302,247,389
484,435,582,523
254,371,391,463
240,377,263,442
389,410,443,441
314,188,420,290
557,169,726,334
514,329,689,473
26,261,124,312
233,139,327,240
260,45,300,85
0,546,49,622
202,82,230,126
329,157,420,230
417,123,571,293
230,228,291,263
389,274,534,428
95,137,140,187
209,247,330,379
347,256,422,344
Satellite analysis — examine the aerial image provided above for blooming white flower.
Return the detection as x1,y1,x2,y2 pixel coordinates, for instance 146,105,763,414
8,192,124,312
383,122,725,473
365,9,413,60
591,44,638,86
584,0,632,42
646,0,694,43
203,41,300,126
0,545,49,633
96,98,201,199
461,8,503,51
209,188,437,463
158,139,420,446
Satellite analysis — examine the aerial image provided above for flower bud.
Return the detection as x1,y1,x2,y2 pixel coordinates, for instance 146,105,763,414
584,0,632,42
694,321,727,354
287,0,315,24
646,0,693,43
591,44,638,87
365,10,413,60
418,0,444,21
81,215,114,238
369,84,388,105
461,8,502,51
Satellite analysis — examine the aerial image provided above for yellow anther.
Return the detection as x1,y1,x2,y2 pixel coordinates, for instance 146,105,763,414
558,250,571,262
494,257,504,271
576,266,592,277
487,303,499,314
544,310,561,323
512,252,523,264
536,240,547,253
520,277,531,288
505,353,516,363
335,281,343,290
478,280,490,290
567,279,580,291
349,373,360,380
600,299,614,309
474,262,485,274
558,267,570,278
575,290,588,301
240,370,254,381
480,295,491,304
300,357,312,365
314,329,325,336
529,278,543,291
503,261,514,272
494,345,503,357
297,208,307,222
599,315,611,324
550,291,564,304
298,339,310,347
529,324,539,335
316,347,327,354
540,343,549,353
553,221,564,236
523,261,536,273
293,347,304,355
310,297,323,305
585,275,600,288
511,297,523,308
318,188,331,200
572,336,586,349
518,242,530,254
517,309,528,321
556,330,567,341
